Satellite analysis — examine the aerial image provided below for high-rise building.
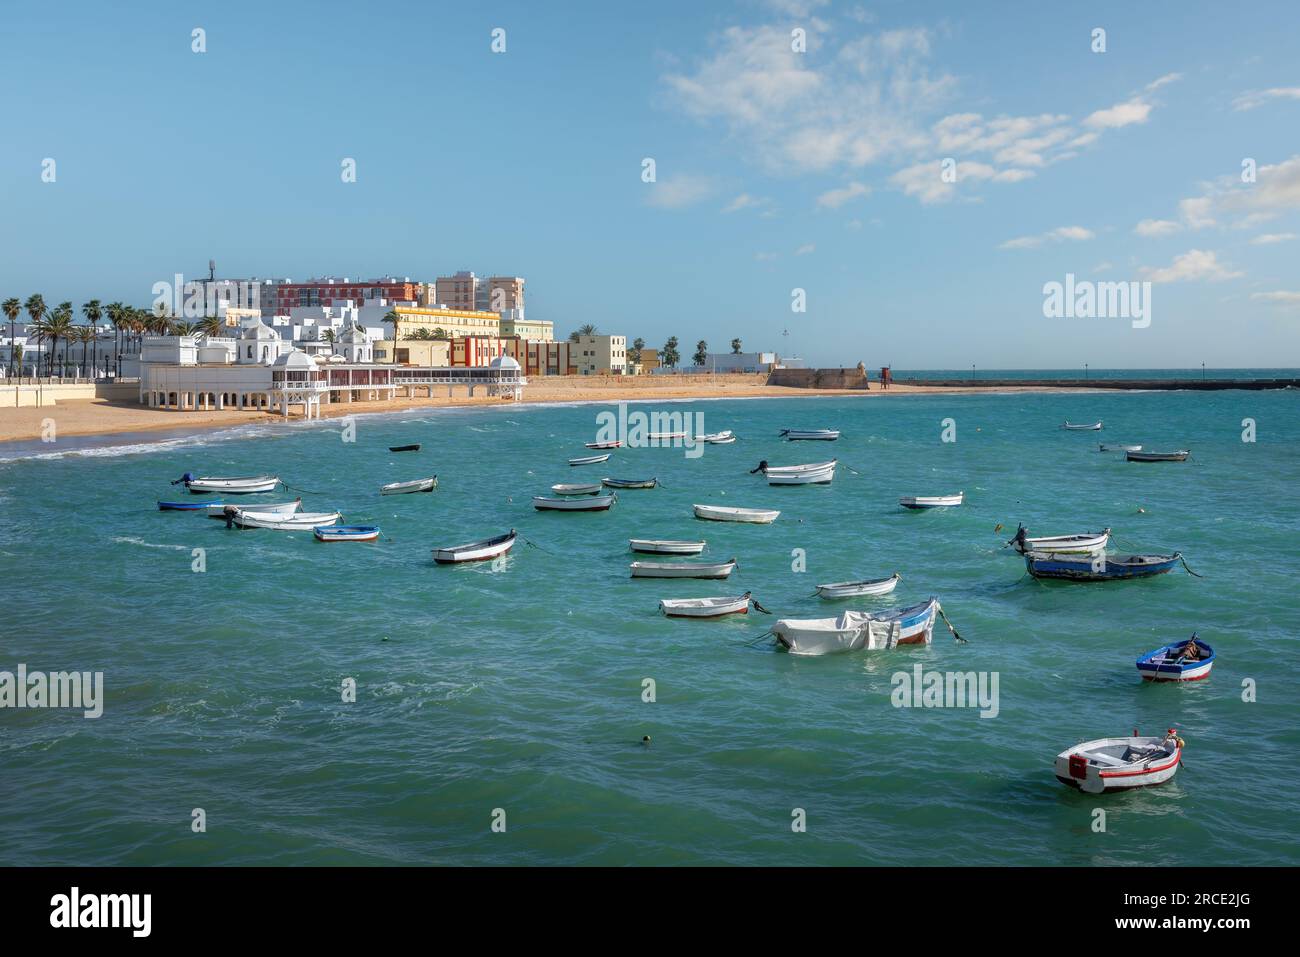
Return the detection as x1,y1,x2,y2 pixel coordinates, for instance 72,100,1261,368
435,272,526,317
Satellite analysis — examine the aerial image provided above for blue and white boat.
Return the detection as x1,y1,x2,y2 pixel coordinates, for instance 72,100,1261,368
314,525,380,542
158,500,218,511
1024,551,1182,581
1136,635,1214,682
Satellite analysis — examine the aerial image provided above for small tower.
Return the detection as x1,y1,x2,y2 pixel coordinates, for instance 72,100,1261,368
335,318,372,363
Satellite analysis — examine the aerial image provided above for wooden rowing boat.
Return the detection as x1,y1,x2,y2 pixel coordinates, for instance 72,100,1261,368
1062,421,1102,431
1099,443,1142,452
659,593,751,618
232,510,342,530
1024,551,1183,581
550,483,603,495
1055,730,1182,793
1127,450,1190,462
314,525,380,542
693,504,780,523
585,440,623,449
602,477,657,489
432,529,517,564
206,499,301,519
900,492,963,508
1007,525,1109,555
779,429,840,441
533,493,617,511
174,473,280,494
815,573,901,599
158,500,216,511
630,557,737,579
773,597,940,656
1136,635,1214,682
380,477,437,495
388,444,421,453
569,453,611,466
629,539,705,555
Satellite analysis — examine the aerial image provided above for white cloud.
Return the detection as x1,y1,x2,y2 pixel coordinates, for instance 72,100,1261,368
1134,218,1181,237
998,225,1094,250
1232,87,1300,111
1083,97,1153,129
1251,290,1300,305
815,181,871,208
794,243,815,255
754,251,779,261
645,174,715,209
722,193,768,213
1146,73,1184,91
1141,249,1243,283
1250,232,1297,245
662,19,1172,204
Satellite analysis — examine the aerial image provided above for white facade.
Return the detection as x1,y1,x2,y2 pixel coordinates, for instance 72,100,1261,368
703,351,778,373
573,334,627,375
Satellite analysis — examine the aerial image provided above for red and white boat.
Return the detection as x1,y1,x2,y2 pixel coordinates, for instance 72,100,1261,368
1054,730,1183,793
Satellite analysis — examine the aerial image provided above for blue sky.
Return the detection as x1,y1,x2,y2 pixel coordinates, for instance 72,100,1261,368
2,0,1298,367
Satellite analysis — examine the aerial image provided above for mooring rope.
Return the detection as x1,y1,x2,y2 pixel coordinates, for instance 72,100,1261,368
937,606,968,643
1179,555,1205,578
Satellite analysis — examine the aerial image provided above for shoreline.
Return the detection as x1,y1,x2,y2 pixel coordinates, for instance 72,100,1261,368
0,377,1159,450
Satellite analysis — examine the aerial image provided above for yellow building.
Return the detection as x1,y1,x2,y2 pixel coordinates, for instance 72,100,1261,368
374,339,451,366
392,307,501,339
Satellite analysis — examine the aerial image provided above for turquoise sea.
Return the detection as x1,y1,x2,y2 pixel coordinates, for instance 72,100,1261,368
2,386,1298,865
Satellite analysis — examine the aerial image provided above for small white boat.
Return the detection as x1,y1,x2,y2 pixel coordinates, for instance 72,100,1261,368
1054,730,1183,794
815,573,901,599
602,477,657,489
569,453,611,466
1127,450,1190,462
646,431,688,441
631,557,737,579
695,430,734,443
550,483,603,495
779,429,840,441
1062,421,1103,431
232,510,342,531
313,525,380,542
585,440,623,449
1008,525,1110,555
533,494,617,511
706,435,736,444
900,492,963,509
766,462,836,485
1099,443,1142,452
206,499,301,519
659,593,752,618
773,597,940,656
176,473,280,494
380,477,437,495
693,504,780,524
433,529,517,564
629,539,706,555
761,458,836,475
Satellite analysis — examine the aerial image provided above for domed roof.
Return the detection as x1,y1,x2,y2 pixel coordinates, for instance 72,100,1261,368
338,320,368,344
270,349,315,370
489,354,521,370
241,318,279,340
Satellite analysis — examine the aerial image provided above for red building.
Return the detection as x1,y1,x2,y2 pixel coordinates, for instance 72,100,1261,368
273,278,421,313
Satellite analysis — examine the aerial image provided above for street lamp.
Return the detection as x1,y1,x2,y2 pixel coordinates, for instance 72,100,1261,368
1084,363,1088,380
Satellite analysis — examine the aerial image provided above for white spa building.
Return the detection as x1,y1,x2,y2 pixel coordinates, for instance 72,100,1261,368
138,318,525,419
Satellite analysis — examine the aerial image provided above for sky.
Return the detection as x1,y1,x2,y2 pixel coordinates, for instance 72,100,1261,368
1,0,1298,368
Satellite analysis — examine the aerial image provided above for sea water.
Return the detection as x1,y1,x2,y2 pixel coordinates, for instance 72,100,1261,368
1,387,1297,865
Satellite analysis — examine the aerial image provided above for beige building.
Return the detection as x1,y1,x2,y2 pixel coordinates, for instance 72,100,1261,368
501,315,553,341
435,271,479,311
485,276,525,313
434,272,526,315
573,334,627,375
374,338,451,366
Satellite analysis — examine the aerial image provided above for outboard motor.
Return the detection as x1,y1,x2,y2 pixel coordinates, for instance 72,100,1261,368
748,459,769,475
1008,524,1027,550
223,505,238,529
171,471,196,487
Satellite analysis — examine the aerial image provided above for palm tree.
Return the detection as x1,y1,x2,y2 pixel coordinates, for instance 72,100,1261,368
198,314,223,339
693,340,709,366
383,308,402,344
431,327,448,341
568,323,598,343
42,302,75,380
82,300,101,378
69,325,94,377
24,294,46,376
105,302,124,372
661,336,680,369
323,328,336,344
3,298,20,376
731,337,742,354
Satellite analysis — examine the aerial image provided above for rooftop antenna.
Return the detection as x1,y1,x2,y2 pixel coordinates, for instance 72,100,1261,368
208,259,216,282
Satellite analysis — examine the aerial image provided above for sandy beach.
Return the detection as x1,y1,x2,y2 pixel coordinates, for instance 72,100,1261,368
0,374,1075,445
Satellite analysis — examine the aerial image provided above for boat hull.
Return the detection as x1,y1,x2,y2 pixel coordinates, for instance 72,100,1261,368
631,559,736,579
693,504,780,523
569,454,611,466
432,530,517,564
602,478,657,489
184,476,280,494
533,494,616,511
659,595,750,618
314,525,380,542
780,430,839,441
380,478,437,495
1054,736,1181,793
1010,528,1110,555
233,511,342,530
1136,639,1215,682
206,500,301,519
1127,451,1190,462
158,500,216,511
774,598,939,656
629,539,706,555
1025,552,1181,581
585,440,623,449
900,493,963,508
815,574,901,598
